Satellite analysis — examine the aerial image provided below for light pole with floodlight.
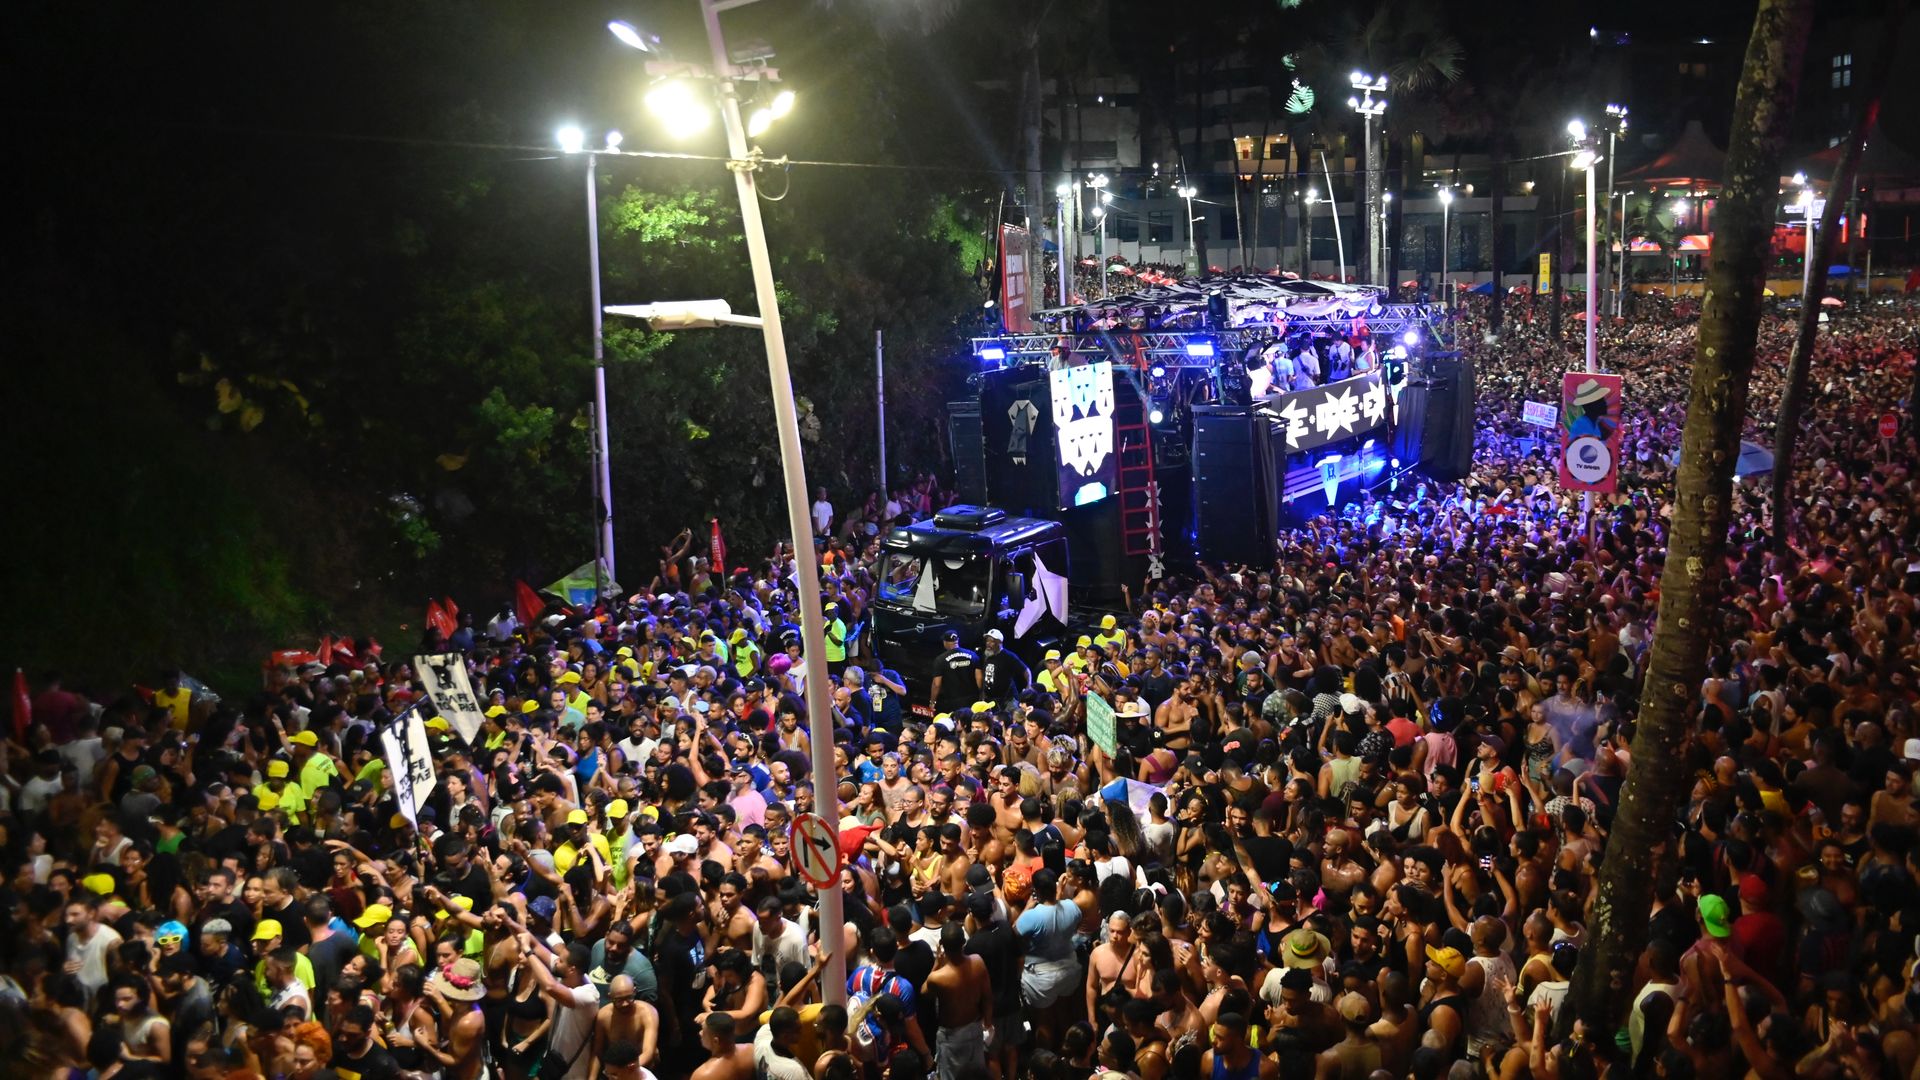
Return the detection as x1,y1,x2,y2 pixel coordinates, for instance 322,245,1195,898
1569,119,1600,537
1302,187,1317,277
1348,72,1388,287
558,124,625,588
1177,184,1198,276
1797,183,1817,303
1600,105,1628,315
1438,187,1453,308
607,9,846,1004
1086,174,1110,294
1670,197,1689,295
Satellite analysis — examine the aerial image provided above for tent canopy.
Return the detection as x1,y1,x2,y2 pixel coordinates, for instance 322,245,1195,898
1800,120,1920,183
1620,120,1726,188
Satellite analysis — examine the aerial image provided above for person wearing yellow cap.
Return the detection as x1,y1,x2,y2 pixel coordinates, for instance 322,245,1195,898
822,602,848,675
250,919,316,998
1066,635,1095,674
604,799,638,890
729,627,762,678
287,728,339,796
1094,612,1127,653
1038,650,1071,695
253,758,308,824
553,808,609,875
352,902,395,961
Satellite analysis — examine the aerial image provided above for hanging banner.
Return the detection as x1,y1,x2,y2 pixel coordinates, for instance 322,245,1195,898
1000,224,1033,333
1257,371,1390,454
1050,360,1117,508
1537,253,1553,292
379,707,438,826
1559,372,1625,493
709,518,727,575
412,654,486,744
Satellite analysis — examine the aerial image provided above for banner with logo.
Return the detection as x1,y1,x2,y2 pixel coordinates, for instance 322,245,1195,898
1559,372,1624,493
999,224,1033,333
413,654,486,743
379,707,438,825
1522,401,1560,428
1257,371,1389,455
1050,360,1116,508
1537,253,1552,292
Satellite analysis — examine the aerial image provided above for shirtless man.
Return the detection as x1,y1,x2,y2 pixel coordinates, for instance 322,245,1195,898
422,960,489,1080
934,825,974,898
963,804,1007,873
989,768,1024,842
589,976,660,1076
1085,912,1142,1027
688,1013,754,1080
923,923,993,1080
709,874,756,952
731,828,785,883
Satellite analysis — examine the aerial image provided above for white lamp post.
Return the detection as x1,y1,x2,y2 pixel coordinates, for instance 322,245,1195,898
1601,105,1628,315
1087,174,1110,295
1571,121,1601,535
1438,187,1453,308
558,125,626,587
608,10,847,1005
1056,181,1073,305
1348,72,1389,287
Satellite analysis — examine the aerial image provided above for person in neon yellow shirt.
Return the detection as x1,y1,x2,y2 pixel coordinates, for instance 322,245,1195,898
250,919,316,998
153,670,194,732
823,603,848,675
729,629,761,678
287,730,339,796
1094,613,1127,653
253,760,308,823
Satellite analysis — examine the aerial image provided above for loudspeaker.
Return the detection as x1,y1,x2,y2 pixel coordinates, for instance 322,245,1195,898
1191,407,1277,566
1413,356,1475,481
948,400,986,503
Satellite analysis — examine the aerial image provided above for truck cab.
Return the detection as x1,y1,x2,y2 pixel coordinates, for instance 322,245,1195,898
871,505,1071,691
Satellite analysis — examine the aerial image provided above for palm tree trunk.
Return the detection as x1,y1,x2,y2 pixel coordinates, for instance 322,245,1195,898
1490,154,1506,334
1771,0,1904,554
1565,0,1815,1028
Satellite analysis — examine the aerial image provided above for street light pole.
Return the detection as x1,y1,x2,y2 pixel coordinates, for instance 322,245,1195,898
1349,72,1388,287
586,153,616,586
875,329,887,495
683,0,847,1002
1178,184,1198,276
1439,187,1452,308
1056,182,1073,305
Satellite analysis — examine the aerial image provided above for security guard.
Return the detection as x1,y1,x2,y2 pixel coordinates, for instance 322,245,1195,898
928,630,981,714
823,602,849,676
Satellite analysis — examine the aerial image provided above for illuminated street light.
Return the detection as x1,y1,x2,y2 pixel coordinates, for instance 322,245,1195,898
1349,71,1389,286
1177,184,1199,275
1438,187,1453,307
607,19,660,52
645,80,713,138
557,125,587,154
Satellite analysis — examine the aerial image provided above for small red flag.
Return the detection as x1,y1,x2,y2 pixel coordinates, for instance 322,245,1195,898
13,668,32,742
514,580,545,628
318,635,335,665
710,518,727,574
443,596,460,622
426,600,455,639
364,637,384,659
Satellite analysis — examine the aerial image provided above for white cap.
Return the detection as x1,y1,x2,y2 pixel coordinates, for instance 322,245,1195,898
1339,693,1363,714
984,629,1004,641
665,834,698,856
1904,738,1920,762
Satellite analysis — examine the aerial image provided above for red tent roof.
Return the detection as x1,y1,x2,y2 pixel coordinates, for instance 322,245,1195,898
1620,121,1726,188
1801,121,1920,182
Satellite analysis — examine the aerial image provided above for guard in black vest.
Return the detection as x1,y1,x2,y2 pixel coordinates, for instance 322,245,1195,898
929,630,981,714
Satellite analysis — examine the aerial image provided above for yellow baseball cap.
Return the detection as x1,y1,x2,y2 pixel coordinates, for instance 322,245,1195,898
82,873,116,896
730,629,748,644
353,903,393,930
1045,649,1063,661
639,805,660,822
971,701,993,713
933,713,950,725
566,809,590,826
433,895,473,920
485,705,507,718
607,799,630,819
424,717,451,733
288,730,319,747
252,919,283,942
617,646,635,659
558,671,582,685
266,760,290,779
390,813,411,829
1101,614,1118,630
1076,635,1093,648
520,700,541,714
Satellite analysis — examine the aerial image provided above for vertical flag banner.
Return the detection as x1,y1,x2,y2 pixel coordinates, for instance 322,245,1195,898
12,668,31,742
710,518,727,575
1537,253,1552,292
514,580,545,628
413,654,487,743
1559,372,1625,493
380,707,438,825
1000,224,1033,332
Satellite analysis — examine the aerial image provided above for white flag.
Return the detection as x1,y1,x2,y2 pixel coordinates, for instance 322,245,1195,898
413,654,486,743
380,708,439,826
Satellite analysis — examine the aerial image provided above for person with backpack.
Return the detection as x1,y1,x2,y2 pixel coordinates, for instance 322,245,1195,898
846,927,931,1063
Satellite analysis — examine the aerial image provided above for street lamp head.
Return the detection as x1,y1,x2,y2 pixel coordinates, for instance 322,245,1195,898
557,125,587,154
1672,198,1689,213
1571,149,1598,171
1088,173,1109,188
1093,206,1106,219
1056,183,1073,196
747,108,775,138
645,80,712,139
607,20,660,53
1438,188,1453,205
1566,119,1588,142
1382,192,1393,203
1101,192,1113,205
1177,185,1197,198
1792,171,1807,187
604,130,624,151
770,90,796,119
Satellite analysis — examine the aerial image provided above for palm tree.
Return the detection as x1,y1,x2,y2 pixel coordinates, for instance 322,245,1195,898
1566,0,1816,1028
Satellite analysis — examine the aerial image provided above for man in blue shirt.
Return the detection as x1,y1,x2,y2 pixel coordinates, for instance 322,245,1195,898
1013,867,1082,1043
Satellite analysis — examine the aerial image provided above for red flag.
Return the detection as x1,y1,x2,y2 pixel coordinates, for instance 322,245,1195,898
443,596,460,622
333,637,358,665
426,600,454,639
514,580,545,627
13,668,32,742
709,518,727,575
318,635,335,665
363,637,384,659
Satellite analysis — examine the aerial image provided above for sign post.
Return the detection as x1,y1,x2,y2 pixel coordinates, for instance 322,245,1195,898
790,812,843,889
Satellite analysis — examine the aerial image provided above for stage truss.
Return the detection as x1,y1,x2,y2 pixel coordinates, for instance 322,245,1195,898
972,304,1445,370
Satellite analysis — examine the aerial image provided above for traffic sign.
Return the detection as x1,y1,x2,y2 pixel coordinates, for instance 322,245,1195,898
1881,414,1898,440
790,812,842,888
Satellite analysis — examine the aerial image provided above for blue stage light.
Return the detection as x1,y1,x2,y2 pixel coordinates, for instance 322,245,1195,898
1185,340,1216,358
1362,438,1376,451
1402,329,1420,346
1149,408,1165,424
1150,364,1167,377
978,343,1007,361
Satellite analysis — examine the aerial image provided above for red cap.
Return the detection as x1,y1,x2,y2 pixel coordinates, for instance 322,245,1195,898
1738,875,1768,904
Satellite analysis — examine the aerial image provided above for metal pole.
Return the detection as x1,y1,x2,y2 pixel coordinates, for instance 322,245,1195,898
1602,132,1616,317
699,0,846,1005
1320,151,1347,283
1184,192,1195,274
875,329,888,493
1057,191,1071,305
1366,115,1379,285
1581,160,1598,536
1098,212,1107,298
1441,198,1450,309
1615,191,1628,317
588,153,616,583
1802,213,1816,301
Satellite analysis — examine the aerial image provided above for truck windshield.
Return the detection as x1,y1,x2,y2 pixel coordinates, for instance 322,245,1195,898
876,551,993,616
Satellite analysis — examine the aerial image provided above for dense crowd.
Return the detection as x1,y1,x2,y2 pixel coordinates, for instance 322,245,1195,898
4,295,1920,1080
